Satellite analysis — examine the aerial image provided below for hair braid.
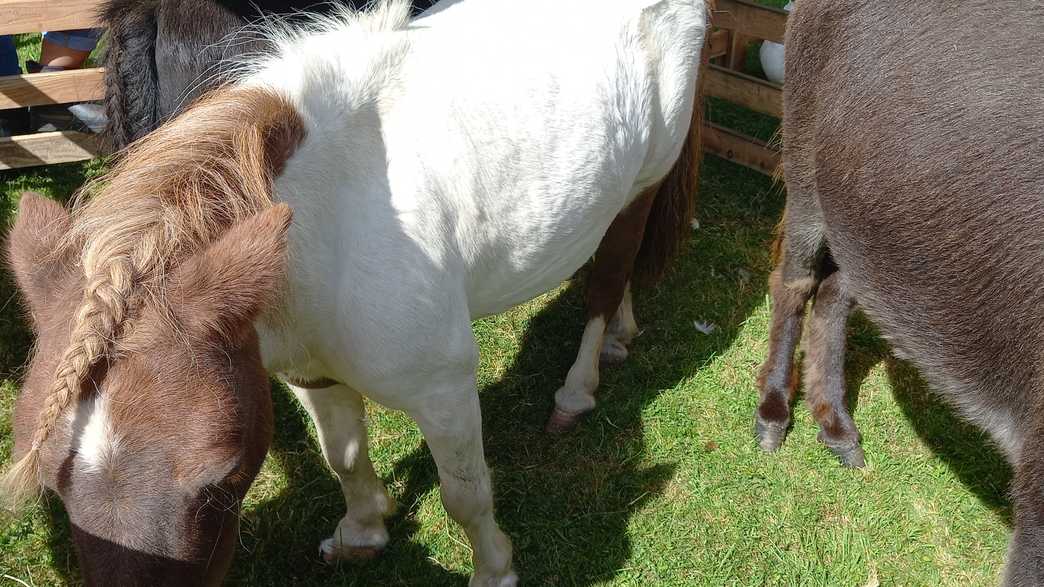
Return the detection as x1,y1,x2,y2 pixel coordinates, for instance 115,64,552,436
1,254,136,511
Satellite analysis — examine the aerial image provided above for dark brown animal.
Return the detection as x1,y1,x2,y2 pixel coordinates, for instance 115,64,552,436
101,0,439,150
756,0,1044,582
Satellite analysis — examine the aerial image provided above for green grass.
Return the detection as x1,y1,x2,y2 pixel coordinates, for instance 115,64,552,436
0,5,1013,583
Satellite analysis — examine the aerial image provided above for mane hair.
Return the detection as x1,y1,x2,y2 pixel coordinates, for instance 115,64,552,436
0,86,304,510
225,0,413,83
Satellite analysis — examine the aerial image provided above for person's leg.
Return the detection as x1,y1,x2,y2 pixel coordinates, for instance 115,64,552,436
29,30,107,133
37,29,103,70
0,35,20,76
0,35,30,137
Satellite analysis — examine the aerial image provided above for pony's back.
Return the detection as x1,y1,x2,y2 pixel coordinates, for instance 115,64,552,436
245,0,707,315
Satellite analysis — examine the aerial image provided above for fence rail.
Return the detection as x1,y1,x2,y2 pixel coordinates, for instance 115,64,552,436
0,0,100,35
0,68,105,109
704,0,787,175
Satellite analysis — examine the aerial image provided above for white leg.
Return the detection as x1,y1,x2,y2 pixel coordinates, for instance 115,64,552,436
289,382,393,561
410,381,516,587
547,315,607,432
600,282,639,364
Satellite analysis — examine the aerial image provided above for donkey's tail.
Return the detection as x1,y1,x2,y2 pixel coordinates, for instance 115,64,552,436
99,0,161,151
631,45,707,287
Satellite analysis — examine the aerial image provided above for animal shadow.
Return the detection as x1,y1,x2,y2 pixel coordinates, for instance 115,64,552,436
814,297,1013,524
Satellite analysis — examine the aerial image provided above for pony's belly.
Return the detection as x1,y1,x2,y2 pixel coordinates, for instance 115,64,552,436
465,223,610,318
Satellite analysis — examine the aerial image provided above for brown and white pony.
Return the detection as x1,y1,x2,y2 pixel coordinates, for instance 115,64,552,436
756,0,1044,582
2,1,707,584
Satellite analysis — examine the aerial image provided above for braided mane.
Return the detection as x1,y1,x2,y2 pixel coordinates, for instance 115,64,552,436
1,86,304,510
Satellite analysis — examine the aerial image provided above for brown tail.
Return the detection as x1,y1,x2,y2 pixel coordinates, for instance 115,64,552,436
632,41,708,287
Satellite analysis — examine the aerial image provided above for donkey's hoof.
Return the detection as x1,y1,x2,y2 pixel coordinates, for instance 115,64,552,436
545,407,583,434
320,538,383,563
599,339,629,364
826,442,866,468
754,416,789,453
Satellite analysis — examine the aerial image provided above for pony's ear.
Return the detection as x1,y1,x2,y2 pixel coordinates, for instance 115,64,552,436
6,192,72,318
170,204,292,341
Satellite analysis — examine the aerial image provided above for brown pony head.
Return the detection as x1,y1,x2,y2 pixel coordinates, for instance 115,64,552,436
5,193,291,584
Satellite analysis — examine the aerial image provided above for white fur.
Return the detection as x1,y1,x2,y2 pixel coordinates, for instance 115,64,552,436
241,0,706,581
70,393,120,474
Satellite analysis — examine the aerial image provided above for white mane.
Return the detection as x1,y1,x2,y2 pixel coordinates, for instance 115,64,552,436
228,0,414,93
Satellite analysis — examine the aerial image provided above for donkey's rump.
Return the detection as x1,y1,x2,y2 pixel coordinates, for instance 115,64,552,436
794,0,1044,420
764,1,1043,582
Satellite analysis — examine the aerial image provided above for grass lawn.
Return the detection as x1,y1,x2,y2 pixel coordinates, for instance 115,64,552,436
0,9,1013,586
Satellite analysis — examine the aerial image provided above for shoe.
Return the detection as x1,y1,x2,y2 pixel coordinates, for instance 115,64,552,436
30,104,89,133
68,103,108,134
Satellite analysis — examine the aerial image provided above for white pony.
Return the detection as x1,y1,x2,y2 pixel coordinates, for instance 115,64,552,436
2,0,707,584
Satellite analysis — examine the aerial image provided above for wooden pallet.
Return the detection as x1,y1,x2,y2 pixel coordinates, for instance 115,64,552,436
0,0,103,170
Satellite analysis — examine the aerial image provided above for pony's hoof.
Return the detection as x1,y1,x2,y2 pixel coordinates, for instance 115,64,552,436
320,538,383,563
826,442,866,468
755,416,789,452
599,339,629,364
545,407,582,434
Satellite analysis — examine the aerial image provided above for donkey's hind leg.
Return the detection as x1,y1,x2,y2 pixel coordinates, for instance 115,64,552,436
547,189,658,433
1005,420,1044,586
289,382,394,561
803,270,864,467
755,208,825,452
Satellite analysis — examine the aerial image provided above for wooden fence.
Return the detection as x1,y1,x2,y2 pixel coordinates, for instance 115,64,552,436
0,0,786,174
704,0,787,175
0,0,103,170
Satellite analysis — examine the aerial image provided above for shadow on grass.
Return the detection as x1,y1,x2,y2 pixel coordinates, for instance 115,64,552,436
222,155,782,585
811,308,1014,526
225,384,465,586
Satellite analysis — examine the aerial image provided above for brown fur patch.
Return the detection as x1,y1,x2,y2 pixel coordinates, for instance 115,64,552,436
67,86,305,280
586,186,659,320
4,83,303,545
